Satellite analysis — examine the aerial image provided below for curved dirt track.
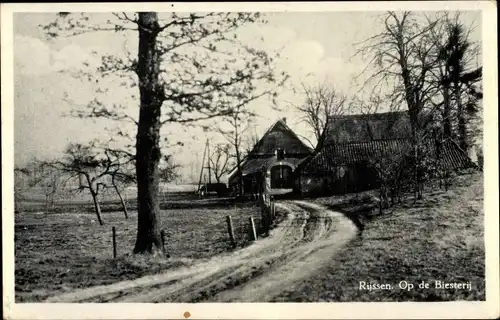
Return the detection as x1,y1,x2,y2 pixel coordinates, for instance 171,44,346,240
45,200,358,303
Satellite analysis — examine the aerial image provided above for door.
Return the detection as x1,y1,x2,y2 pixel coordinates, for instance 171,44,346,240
270,165,293,189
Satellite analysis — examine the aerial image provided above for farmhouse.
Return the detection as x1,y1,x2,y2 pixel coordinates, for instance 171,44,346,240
227,118,313,197
228,111,474,198
298,111,475,195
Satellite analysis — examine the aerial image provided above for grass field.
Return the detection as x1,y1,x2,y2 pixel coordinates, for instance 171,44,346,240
15,197,263,302
272,171,485,301
15,189,204,214
15,171,485,302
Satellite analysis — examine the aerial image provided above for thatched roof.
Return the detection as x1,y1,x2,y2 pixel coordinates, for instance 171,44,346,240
325,111,412,144
302,138,474,174
247,119,313,157
228,119,312,182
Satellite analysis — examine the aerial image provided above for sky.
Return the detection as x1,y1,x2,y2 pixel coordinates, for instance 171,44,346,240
13,10,481,182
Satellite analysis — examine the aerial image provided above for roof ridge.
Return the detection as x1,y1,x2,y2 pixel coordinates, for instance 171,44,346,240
277,119,314,153
328,110,408,119
325,138,410,147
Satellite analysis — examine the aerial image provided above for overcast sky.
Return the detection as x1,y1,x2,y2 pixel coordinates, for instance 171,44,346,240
13,10,481,182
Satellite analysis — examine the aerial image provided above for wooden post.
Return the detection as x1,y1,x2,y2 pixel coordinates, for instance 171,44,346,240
226,216,236,247
160,230,166,251
259,196,266,235
112,226,117,259
270,196,275,223
248,216,257,241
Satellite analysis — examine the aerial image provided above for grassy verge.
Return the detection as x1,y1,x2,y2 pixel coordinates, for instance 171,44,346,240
15,201,263,302
273,171,485,301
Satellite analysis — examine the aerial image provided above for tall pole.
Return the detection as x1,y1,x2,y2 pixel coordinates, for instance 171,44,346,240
207,139,212,184
197,141,208,192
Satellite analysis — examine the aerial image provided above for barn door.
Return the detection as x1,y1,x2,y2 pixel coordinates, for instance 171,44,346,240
270,165,293,189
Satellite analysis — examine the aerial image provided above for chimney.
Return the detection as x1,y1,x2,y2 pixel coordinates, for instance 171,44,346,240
282,117,287,124
276,148,285,160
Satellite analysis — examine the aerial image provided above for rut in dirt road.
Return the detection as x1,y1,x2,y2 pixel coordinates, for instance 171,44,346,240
44,200,358,303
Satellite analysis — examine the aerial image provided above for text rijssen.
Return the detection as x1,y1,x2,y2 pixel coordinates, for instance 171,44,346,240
359,280,472,291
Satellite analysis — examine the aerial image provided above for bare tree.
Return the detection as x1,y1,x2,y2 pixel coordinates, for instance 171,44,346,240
369,146,411,213
354,12,439,138
427,15,455,139
47,143,114,225
15,161,65,214
44,12,286,254
14,166,32,213
217,107,254,196
37,165,63,214
291,82,347,153
242,130,260,156
209,144,232,183
354,12,443,199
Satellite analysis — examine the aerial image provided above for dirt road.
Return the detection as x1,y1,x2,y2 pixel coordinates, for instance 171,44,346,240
45,200,358,303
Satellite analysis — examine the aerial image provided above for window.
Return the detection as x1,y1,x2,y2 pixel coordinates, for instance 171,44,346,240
270,165,293,189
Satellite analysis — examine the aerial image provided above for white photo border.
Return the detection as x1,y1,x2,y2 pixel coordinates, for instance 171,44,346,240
2,2,498,319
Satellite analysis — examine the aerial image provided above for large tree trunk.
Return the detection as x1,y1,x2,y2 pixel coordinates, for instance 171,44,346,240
133,12,164,254
403,82,421,202
397,41,423,202
314,127,326,154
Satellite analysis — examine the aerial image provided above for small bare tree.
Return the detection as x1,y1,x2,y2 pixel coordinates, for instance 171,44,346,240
14,166,31,213
368,144,413,212
291,82,347,153
217,107,255,196
209,144,232,183
37,165,63,214
15,161,65,214
48,143,114,225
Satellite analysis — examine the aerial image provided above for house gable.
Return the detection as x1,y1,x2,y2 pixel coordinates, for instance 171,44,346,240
248,120,313,157
227,119,312,183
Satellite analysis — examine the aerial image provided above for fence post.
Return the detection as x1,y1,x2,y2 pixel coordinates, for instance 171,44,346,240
248,216,257,241
112,226,117,259
259,194,267,234
270,196,275,224
226,216,236,248
160,230,166,252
